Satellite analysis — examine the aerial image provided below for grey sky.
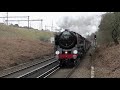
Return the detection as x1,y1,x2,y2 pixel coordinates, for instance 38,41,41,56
0,12,105,36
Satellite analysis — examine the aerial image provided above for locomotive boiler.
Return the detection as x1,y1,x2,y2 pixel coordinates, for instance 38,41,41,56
54,29,91,67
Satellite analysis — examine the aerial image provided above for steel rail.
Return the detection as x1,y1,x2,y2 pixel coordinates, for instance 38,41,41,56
0,57,55,78
17,60,58,78
37,65,60,78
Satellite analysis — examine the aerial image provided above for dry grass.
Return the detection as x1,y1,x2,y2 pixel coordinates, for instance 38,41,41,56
0,37,54,70
94,44,120,68
93,43,120,77
0,23,54,41
0,23,54,71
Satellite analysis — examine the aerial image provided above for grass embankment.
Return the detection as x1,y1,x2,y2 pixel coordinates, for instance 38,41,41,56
0,23,54,70
0,24,54,41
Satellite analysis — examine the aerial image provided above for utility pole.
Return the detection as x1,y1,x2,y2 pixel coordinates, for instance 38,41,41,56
6,12,8,25
7,19,43,30
28,16,29,30
0,16,29,26
94,35,97,49
29,22,31,27
41,19,43,30
51,20,53,31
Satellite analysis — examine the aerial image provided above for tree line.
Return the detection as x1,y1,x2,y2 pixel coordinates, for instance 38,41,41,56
88,12,120,45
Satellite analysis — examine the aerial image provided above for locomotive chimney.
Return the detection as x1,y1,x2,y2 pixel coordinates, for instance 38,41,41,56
65,29,69,31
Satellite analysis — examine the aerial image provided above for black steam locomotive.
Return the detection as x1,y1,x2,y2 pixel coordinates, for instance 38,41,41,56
54,29,91,67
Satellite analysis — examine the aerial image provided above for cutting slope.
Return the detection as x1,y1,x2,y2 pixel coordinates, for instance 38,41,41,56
93,43,120,78
0,23,54,70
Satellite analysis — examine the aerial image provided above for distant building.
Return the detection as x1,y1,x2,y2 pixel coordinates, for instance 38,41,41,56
50,37,54,43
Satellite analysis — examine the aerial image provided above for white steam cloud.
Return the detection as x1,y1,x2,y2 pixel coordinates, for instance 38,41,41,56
57,14,102,37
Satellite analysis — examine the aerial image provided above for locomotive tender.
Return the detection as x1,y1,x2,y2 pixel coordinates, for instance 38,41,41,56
54,29,91,67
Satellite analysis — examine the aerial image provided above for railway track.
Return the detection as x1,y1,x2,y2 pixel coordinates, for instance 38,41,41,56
0,48,93,78
0,57,60,78
48,60,80,78
48,66,78,78
0,56,82,78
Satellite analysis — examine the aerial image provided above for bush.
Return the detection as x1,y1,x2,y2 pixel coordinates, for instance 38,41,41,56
39,36,49,42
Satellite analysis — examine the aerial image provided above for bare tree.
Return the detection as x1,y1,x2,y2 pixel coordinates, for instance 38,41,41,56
112,12,119,45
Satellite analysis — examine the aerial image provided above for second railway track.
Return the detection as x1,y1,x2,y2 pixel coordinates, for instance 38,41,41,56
0,57,60,78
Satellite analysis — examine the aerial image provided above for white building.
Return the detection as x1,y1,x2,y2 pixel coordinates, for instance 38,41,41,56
50,37,55,43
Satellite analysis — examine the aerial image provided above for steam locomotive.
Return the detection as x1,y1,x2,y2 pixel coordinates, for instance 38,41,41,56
54,29,91,67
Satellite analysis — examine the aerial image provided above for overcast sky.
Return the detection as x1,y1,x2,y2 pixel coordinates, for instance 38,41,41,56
0,12,106,36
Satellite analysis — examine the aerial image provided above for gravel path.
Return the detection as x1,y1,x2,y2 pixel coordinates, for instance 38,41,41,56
70,49,92,78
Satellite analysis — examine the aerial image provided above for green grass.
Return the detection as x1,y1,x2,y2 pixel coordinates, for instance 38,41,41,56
0,23,54,41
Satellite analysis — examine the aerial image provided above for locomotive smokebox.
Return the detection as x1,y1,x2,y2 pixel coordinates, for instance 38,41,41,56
57,30,77,49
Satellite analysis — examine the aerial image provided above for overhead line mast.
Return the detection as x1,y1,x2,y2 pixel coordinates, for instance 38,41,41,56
7,12,8,25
